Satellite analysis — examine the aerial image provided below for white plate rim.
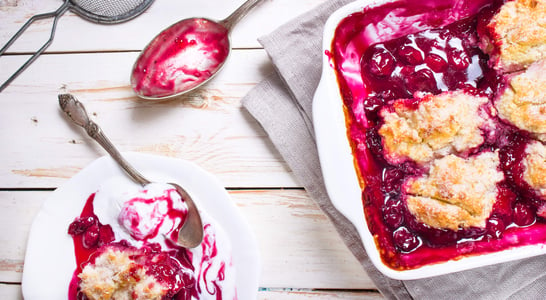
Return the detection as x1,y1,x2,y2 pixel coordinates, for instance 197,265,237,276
21,152,261,299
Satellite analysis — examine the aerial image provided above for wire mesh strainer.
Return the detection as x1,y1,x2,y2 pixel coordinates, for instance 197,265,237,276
0,0,155,92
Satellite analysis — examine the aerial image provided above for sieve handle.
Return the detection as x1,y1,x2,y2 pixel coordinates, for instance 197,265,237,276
0,0,70,93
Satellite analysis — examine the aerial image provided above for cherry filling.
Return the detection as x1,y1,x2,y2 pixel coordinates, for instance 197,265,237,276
332,0,546,270
361,19,488,102
67,193,195,300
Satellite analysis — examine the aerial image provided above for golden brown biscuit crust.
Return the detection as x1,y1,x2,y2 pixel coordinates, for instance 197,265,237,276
523,141,546,198
405,151,503,230
482,0,546,72
495,60,546,138
79,248,167,300
379,91,492,165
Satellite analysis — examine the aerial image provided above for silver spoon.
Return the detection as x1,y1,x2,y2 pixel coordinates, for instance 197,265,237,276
130,0,264,100
58,93,204,248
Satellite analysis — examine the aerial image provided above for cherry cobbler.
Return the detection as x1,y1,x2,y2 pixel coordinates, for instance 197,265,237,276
67,182,236,299
330,0,546,269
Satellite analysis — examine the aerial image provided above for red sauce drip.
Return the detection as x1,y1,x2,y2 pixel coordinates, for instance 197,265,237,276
193,224,226,300
331,0,546,270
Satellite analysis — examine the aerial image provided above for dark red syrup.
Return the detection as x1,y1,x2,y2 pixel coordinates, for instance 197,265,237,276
331,0,546,270
67,193,216,300
131,18,230,98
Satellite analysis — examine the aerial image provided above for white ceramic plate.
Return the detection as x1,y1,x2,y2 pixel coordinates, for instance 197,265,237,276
21,152,260,299
313,0,546,280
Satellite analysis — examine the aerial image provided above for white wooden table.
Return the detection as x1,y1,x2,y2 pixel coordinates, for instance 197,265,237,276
0,0,382,298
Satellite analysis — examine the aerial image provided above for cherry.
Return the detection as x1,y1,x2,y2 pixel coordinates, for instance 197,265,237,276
486,216,506,239
82,224,100,249
393,227,420,252
404,68,438,94
68,222,85,236
362,95,385,124
398,44,424,65
447,48,471,70
513,202,536,227
363,45,396,77
381,167,405,195
425,53,448,72
365,127,384,158
382,198,404,229
68,216,97,236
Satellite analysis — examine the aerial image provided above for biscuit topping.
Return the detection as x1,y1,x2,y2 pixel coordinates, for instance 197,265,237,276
481,0,546,72
523,141,546,198
379,91,492,164
496,60,546,139
405,151,503,230
79,246,188,300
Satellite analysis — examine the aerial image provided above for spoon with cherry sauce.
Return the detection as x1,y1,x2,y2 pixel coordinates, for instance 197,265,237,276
130,0,264,100
58,93,203,248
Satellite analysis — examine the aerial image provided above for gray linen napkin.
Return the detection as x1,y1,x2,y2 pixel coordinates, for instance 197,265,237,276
241,1,546,299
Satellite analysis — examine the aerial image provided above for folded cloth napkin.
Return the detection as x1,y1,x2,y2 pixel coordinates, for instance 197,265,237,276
242,0,546,299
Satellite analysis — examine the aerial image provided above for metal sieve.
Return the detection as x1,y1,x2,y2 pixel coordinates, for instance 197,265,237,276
0,0,155,92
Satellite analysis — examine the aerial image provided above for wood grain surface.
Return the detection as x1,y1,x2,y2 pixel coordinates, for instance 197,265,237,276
0,0,382,298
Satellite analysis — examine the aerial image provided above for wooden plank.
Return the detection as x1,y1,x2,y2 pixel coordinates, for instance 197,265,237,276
0,50,301,188
1,1,384,299
258,289,384,299
0,190,375,289
0,283,384,300
0,192,38,283
0,284,22,300
0,0,329,53
231,189,374,289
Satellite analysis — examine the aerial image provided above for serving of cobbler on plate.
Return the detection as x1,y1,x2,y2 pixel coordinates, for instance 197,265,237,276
314,0,546,278
67,181,236,300
21,154,259,299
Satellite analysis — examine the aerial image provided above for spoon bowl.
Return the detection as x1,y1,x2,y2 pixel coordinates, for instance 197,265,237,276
58,93,204,248
131,0,264,100
131,18,230,99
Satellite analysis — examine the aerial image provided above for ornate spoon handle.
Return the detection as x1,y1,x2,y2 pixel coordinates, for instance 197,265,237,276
58,93,150,186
